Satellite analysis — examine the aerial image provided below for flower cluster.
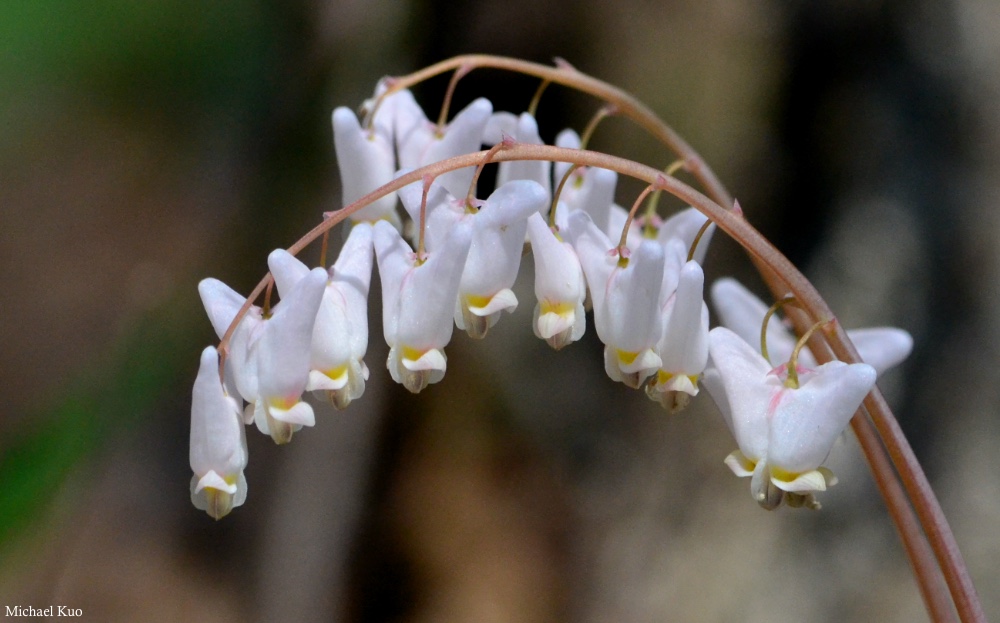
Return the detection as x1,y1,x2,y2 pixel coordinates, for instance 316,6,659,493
189,76,913,518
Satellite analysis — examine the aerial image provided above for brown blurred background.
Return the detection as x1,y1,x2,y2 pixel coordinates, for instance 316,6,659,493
2,0,999,621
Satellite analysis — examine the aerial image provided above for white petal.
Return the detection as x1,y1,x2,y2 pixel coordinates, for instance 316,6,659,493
421,98,492,199
707,327,774,462
190,346,246,481
710,277,796,364
657,207,715,265
267,249,310,299
766,361,876,474
847,327,913,376
332,106,398,223
658,260,709,375
256,268,326,405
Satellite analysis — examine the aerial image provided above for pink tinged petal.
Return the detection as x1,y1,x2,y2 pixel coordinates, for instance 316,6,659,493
847,327,913,376
657,207,715,265
710,277,796,364
420,98,493,199
332,107,399,225
657,260,710,376
766,361,876,474
708,327,774,462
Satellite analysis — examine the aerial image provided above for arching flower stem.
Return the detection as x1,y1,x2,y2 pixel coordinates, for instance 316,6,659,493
212,141,982,623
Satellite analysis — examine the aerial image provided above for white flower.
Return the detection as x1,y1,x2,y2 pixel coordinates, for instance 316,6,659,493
706,327,877,509
268,223,374,410
710,277,913,375
566,211,664,388
646,259,710,411
399,178,547,338
525,212,586,349
190,346,248,520
251,266,328,444
394,92,493,199
374,219,473,393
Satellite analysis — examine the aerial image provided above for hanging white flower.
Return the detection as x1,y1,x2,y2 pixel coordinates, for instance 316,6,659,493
374,218,473,393
706,327,876,509
190,346,248,520
267,223,374,410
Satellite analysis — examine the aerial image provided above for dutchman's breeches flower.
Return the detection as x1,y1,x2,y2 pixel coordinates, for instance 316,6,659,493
399,177,548,338
567,211,665,388
706,327,877,509
268,223,375,410
252,266,328,444
190,346,248,520
453,180,547,337
374,219,473,393
647,259,710,412
526,212,586,349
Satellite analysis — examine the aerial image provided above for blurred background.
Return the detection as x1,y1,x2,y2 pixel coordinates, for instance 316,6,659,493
1,0,999,621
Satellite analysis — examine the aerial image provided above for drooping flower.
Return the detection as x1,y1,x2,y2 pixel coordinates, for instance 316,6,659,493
710,277,913,375
525,212,586,349
268,223,374,410
374,218,473,393
399,177,547,338
566,211,664,388
646,259,710,412
251,265,328,444
190,346,248,520
706,327,876,509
